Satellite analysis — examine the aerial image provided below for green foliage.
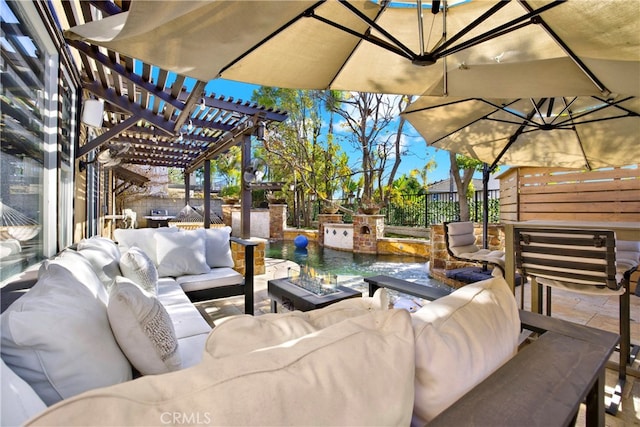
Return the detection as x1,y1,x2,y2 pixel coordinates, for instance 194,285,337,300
219,184,240,197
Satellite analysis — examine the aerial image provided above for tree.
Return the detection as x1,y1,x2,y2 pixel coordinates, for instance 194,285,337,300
253,88,350,226
328,92,409,206
449,153,485,221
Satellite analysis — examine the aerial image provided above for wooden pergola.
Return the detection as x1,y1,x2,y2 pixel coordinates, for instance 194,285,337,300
53,1,287,236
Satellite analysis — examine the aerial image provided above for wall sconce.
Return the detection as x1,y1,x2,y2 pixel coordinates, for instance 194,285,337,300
81,99,104,128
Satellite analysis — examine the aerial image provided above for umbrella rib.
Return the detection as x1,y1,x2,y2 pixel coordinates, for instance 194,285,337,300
519,1,610,96
218,1,326,76
490,98,547,171
553,96,637,127
338,0,416,60
433,1,562,59
430,1,510,56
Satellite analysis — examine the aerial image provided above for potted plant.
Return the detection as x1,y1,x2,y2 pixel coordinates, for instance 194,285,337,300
358,196,383,215
220,185,240,204
321,201,340,214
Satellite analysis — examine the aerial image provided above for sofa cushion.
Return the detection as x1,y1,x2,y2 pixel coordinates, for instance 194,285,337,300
113,227,178,265
76,236,121,289
203,226,234,268
176,268,243,293
156,278,193,306
0,254,132,406
119,246,158,294
446,221,477,247
25,310,416,427
410,276,520,425
1,358,47,427
154,230,210,278
108,277,181,375
205,289,389,358
163,302,212,339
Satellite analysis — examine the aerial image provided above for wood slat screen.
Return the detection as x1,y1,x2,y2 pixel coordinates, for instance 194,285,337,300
498,165,640,222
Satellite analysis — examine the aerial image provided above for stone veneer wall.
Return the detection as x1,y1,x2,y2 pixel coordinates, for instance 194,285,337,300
231,237,266,276
429,223,505,270
268,204,287,240
353,214,385,254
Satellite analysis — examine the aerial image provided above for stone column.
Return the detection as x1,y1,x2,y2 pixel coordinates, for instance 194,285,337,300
353,214,384,254
221,203,234,226
268,204,287,240
317,213,343,246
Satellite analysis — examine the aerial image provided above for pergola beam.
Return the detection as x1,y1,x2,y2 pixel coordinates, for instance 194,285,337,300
77,115,138,158
84,80,175,135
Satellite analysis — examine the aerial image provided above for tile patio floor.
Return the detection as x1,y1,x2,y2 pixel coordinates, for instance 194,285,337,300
196,258,640,425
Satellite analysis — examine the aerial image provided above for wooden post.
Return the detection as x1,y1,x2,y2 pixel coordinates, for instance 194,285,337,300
204,159,211,228
241,133,252,239
184,171,190,206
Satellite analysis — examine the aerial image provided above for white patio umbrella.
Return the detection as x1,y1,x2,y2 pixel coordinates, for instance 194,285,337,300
65,0,639,98
401,95,640,170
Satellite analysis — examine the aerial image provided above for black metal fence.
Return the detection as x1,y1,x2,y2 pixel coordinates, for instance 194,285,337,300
306,190,500,227
383,190,500,226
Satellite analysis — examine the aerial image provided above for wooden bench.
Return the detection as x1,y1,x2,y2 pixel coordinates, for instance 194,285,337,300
363,274,619,427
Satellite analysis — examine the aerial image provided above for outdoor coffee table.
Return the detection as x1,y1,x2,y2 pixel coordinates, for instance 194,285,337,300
267,278,362,313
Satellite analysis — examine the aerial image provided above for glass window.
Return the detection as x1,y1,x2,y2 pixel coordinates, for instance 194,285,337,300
1,0,58,280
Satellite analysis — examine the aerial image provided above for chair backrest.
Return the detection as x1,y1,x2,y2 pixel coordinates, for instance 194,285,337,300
444,221,480,258
514,228,619,291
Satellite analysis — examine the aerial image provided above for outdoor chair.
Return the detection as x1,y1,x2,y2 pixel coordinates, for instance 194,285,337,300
514,227,639,414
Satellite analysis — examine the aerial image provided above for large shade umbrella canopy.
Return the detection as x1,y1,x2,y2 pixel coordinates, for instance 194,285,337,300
402,95,640,170
66,0,639,98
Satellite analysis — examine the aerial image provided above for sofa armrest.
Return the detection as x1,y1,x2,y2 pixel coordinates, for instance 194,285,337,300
229,237,258,316
428,311,619,427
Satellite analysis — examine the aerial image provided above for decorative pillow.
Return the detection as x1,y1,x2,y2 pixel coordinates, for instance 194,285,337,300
1,358,47,427
77,236,122,289
119,246,159,294
113,227,178,265
410,276,520,425
154,229,210,278
49,249,110,305
26,310,415,427
203,226,234,268
0,258,132,406
108,277,181,375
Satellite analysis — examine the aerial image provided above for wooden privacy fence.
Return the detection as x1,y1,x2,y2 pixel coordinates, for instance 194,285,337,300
498,165,639,222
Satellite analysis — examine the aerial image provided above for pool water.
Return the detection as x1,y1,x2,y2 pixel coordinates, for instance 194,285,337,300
266,240,451,292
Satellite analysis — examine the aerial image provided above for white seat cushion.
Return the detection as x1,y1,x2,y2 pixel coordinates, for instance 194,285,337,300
163,302,212,339
410,276,520,425
177,333,209,368
156,278,192,306
176,268,243,293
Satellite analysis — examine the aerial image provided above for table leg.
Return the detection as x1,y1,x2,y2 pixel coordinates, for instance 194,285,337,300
270,299,277,313
585,368,605,427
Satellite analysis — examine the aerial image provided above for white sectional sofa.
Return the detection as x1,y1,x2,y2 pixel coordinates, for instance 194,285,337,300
0,228,619,426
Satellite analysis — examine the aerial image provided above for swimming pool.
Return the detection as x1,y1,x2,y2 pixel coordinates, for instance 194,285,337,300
265,240,451,293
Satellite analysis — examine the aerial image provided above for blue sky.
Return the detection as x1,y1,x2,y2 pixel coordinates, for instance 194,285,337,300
205,79,454,184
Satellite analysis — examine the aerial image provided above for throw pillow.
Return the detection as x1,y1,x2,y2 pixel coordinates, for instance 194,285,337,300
108,277,181,375
0,257,132,406
410,276,520,425
203,226,234,268
113,227,178,265
154,229,210,277
26,310,415,427
77,236,122,289
119,246,159,295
